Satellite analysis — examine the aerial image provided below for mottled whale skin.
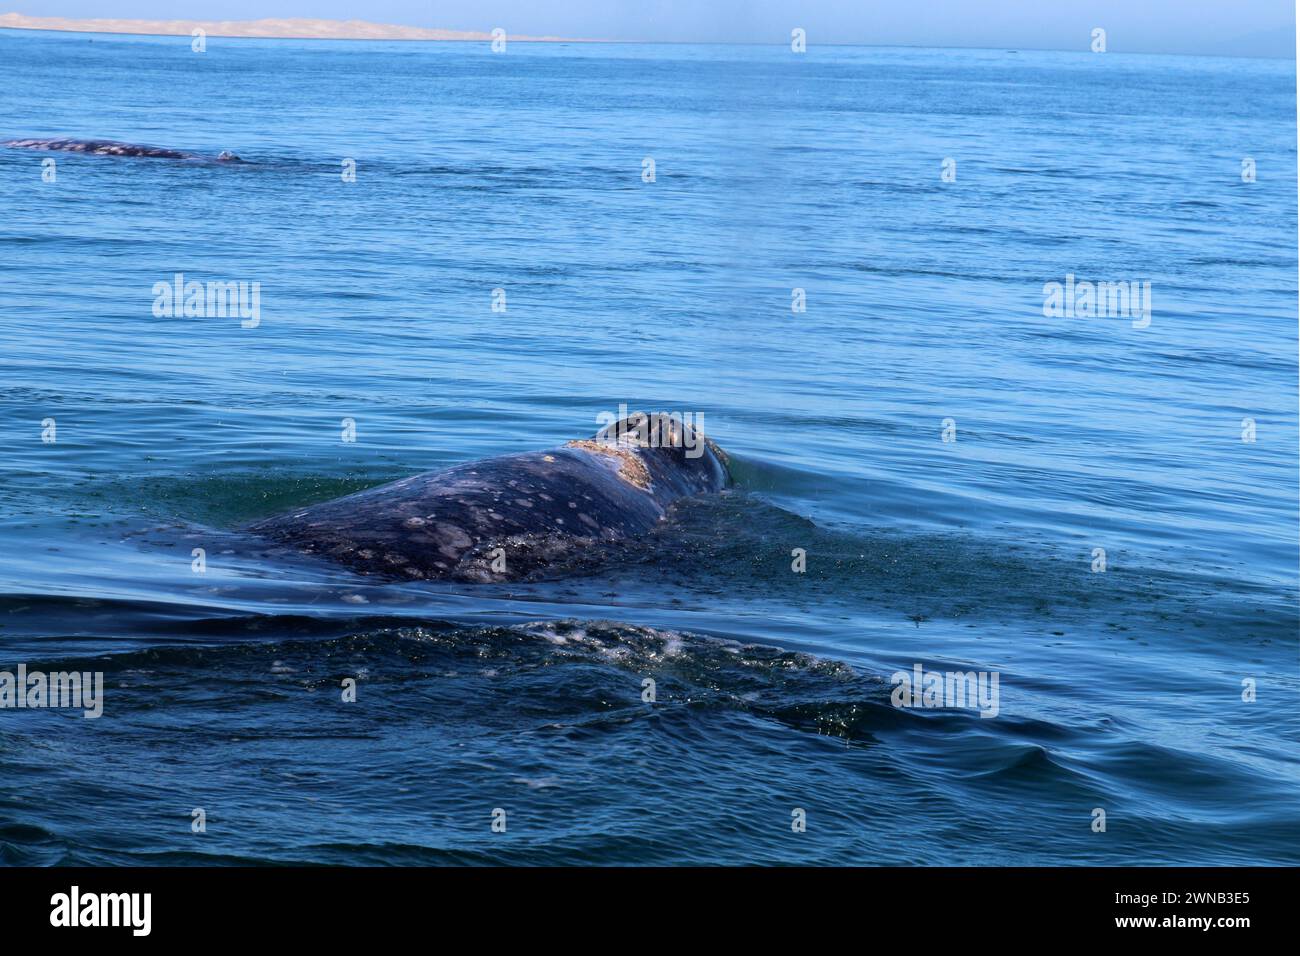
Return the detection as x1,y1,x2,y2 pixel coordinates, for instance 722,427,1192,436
248,415,730,582
3,138,244,162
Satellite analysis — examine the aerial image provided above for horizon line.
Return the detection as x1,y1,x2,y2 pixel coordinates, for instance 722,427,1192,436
0,13,1292,61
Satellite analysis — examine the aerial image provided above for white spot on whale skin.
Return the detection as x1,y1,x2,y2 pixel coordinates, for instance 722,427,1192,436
403,516,427,528
341,593,368,604
435,523,472,549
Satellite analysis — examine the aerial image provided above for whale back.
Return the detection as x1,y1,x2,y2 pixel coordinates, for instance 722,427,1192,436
2,138,242,161
248,421,730,582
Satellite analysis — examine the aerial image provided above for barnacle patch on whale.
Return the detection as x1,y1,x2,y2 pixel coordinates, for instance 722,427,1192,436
565,439,652,489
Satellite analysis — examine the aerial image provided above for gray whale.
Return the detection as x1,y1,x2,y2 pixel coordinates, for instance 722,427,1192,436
3,138,244,162
248,414,730,582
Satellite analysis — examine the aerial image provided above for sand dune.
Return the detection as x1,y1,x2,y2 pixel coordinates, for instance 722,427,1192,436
0,12,575,42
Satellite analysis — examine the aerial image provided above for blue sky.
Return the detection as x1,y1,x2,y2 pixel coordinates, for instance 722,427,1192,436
11,1,1297,56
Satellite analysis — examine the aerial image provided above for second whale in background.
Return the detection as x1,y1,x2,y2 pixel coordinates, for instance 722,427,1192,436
3,138,245,162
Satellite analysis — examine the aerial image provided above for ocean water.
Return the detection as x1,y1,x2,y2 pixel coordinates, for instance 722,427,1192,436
0,29,1297,865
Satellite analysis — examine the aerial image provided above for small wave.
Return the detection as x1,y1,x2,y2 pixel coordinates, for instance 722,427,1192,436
3,617,908,741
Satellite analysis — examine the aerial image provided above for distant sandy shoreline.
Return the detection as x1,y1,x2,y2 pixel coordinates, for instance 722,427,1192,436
0,12,580,42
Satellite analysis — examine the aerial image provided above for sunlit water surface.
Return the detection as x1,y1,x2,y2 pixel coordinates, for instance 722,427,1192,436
0,31,1297,864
